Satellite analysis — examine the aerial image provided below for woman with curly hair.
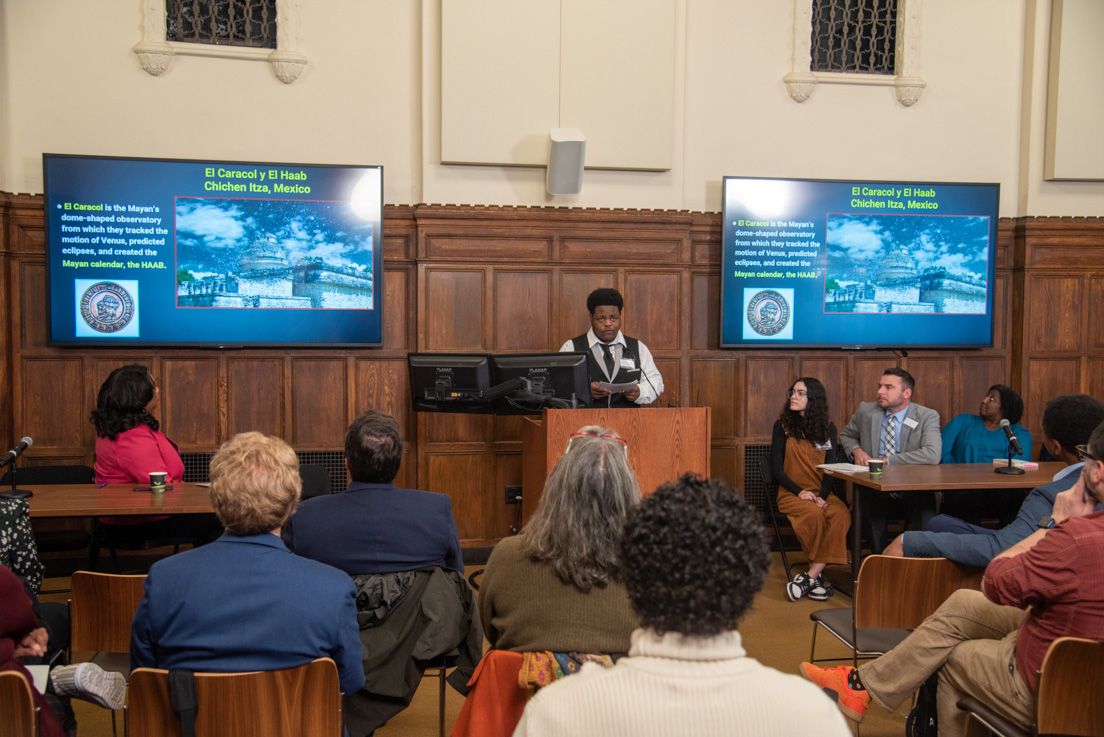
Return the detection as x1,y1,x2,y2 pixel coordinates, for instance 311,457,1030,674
512,475,851,737
479,426,640,654
770,377,849,601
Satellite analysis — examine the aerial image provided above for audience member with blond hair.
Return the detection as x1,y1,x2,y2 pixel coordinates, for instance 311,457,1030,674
130,432,364,694
479,426,641,654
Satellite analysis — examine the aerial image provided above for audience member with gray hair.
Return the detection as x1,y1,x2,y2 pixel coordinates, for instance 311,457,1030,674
512,474,850,737
479,426,641,653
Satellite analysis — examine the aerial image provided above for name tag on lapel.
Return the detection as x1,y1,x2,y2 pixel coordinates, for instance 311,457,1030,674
815,440,833,451
903,417,919,429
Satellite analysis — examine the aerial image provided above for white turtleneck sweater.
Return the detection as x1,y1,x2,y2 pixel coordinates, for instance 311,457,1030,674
512,628,851,737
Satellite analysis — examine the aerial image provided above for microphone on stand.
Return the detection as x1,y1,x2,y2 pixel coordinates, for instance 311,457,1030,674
995,420,1026,475
0,437,35,499
999,419,1024,456
1,437,33,468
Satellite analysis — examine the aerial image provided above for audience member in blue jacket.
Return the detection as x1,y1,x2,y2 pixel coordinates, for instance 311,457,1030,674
283,409,463,575
130,432,364,696
939,384,1033,526
884,394,1104,565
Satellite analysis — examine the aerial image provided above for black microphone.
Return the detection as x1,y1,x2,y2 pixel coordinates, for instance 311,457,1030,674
0,437,32,468
999,420,1023,456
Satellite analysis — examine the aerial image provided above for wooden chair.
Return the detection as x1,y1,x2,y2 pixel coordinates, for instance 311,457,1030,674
0,671,37,737
68,571,147,736
959,637,1104,737
809,555,984,668
126,657,343,737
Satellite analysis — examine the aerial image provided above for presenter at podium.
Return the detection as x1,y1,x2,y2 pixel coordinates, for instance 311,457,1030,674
559,288,663,408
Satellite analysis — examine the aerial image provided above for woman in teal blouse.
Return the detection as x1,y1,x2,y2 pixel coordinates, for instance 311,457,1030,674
940,384,1033,525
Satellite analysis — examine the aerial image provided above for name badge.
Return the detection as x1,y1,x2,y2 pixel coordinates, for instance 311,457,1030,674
619,357,637,370
903,417,919,429
815,440,833,451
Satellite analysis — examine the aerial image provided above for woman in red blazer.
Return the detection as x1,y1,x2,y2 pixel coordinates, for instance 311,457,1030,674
91,364,219,545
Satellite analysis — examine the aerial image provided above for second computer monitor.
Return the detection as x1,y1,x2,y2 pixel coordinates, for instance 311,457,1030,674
492,352,590,415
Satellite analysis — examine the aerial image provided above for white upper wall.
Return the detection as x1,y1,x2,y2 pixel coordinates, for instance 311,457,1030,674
0,1,423,204
1,0,1101,216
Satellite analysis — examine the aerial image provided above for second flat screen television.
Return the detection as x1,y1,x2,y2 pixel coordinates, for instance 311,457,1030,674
720,176,999,349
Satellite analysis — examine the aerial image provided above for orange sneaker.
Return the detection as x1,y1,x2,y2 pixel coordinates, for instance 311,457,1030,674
800,662,871,722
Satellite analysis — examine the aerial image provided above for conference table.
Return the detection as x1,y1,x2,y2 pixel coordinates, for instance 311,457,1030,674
22,482,215,518
821,461,1067,591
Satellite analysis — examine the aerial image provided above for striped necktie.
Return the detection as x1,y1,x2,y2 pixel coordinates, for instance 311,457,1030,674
884,415,897,458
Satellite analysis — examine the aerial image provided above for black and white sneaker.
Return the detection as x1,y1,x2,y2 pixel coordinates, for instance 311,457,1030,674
808,577,833,601
787,572,815,601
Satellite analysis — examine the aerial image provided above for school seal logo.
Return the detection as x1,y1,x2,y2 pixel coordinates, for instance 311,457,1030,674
746,289,790,337
79,281,135,333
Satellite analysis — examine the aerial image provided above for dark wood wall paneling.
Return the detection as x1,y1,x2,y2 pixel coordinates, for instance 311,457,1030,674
1013,218,1104,433
3,192,1103,545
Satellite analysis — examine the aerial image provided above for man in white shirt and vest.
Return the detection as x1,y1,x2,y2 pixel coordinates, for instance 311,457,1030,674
559,288,663,408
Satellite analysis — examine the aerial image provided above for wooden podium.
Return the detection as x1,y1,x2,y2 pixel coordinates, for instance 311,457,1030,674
520,407,711,522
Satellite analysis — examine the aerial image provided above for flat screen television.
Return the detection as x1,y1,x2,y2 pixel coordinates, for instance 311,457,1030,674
408,353,495,414
43,153,384,347
720,176,999,349
491,352,589,415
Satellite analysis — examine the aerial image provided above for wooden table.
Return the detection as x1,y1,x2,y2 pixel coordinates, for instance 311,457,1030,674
822,462,1067,585
23,482,215,518
819,462,1066,648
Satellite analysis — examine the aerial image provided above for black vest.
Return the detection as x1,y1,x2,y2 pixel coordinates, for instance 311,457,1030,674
570,334,642,409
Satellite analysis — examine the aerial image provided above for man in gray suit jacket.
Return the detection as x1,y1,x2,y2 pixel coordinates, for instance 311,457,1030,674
839,368,941,553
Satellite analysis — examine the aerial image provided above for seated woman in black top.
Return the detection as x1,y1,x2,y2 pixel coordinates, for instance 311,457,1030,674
770,377,850,602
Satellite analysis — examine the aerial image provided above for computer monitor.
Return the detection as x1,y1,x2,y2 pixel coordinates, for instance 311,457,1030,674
407,353,495,414
491,352,589,415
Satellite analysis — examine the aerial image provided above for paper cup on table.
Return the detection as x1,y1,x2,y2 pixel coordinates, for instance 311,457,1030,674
149,471,167,493
868,459,885,477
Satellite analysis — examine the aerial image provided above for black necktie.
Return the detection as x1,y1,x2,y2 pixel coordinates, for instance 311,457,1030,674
601,343,615,378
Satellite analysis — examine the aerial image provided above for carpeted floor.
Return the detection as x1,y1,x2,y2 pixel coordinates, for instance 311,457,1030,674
50,552,902,736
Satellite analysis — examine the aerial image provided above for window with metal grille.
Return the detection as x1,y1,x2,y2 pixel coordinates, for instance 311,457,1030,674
811,0,898,75
166,0,277,49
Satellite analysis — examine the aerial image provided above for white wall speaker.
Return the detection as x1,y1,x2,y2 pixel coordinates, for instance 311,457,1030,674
546,128,586,195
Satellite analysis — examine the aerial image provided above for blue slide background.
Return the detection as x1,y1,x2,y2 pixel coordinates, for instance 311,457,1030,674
44,155,384,347
719,177,998,349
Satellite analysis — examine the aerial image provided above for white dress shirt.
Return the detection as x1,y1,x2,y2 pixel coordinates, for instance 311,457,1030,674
559,329,664,405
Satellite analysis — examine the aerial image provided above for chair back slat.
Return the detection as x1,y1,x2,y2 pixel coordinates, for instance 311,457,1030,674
854,555,983,631
70,571,147,653
127,658,342,737
0,671,37,737
1035,637,1104,737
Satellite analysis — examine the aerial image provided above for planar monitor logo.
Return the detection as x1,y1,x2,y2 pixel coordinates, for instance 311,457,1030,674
745,289,793,339
77,281,137,335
